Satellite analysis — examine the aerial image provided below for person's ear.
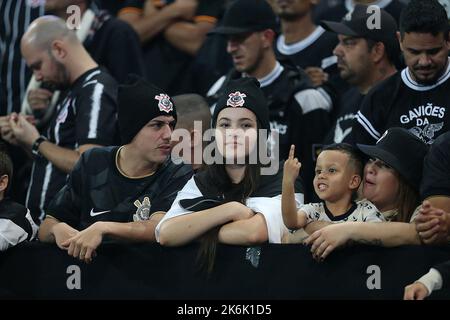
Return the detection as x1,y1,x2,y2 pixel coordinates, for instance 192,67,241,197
396,31,403,51
0,175,9,193
349,174,361,190
372,42,387,64
445,32,450,50
51,40,67,60
261,29,275,48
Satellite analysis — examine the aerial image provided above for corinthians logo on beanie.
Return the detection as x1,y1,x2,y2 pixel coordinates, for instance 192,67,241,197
154,93,174,113
118,75,177,144
227,91,247,107
212,77,270,132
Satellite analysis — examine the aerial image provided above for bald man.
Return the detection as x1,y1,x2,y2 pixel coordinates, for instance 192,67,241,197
172,94,211,171
0,16,118,223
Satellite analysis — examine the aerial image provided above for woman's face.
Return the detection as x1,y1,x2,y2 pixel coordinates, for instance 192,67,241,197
215,107,258,163
363,158,400,212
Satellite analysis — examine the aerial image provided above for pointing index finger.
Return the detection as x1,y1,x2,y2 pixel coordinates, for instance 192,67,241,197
288,144,295,160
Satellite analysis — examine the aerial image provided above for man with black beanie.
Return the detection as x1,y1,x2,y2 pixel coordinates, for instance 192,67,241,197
38,75,193,263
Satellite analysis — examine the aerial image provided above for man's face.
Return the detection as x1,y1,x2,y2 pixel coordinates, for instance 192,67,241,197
333,35,373,86
400,32,450,85
227,32,265,75
268,0,316,20
133,115,176,164
21,43,70,90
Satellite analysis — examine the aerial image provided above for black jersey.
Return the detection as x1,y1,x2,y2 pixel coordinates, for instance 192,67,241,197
323,87,364,145
353,62,450,146
120,0,223,95
0,199,38,251
26,68,119,222
275,26,339,74
47,146,193,231
0,0,44,115
421,131,450,200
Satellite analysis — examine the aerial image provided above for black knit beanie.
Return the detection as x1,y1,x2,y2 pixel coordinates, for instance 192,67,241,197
212,77,270,132
118,75,177,144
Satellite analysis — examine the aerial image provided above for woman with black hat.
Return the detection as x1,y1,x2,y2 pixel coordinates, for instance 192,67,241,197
156,77,303,272
304,127,429,261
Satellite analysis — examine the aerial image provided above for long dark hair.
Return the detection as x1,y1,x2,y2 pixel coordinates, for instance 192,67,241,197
197,120,267,275
392,173,420,223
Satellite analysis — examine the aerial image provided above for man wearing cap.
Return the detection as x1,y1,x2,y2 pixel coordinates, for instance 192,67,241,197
320,4,399,145
38,76,193,263
206,0,331,201
0,16,119,223
353,0,450,145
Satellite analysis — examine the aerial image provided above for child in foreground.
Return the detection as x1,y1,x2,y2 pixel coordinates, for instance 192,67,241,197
0,148,38,251
282,143,384,235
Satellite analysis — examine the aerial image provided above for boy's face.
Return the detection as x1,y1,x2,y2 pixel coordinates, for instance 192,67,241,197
313,150,360,202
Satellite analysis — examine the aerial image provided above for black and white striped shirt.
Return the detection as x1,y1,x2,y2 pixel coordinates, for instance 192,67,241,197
0,199,38,251
26,67,119,222
0,0,44,116
353,61,450,146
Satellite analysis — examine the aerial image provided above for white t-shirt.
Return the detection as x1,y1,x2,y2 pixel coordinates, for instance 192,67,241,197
300,199,385,224
155,177,304,244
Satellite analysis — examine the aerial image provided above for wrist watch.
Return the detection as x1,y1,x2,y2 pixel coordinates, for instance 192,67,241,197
31,136,47,157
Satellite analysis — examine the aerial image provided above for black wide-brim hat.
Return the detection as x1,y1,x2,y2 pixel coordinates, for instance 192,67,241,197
357,127,429,191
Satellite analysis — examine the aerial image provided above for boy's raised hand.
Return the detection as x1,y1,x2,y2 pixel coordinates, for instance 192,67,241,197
283,145,301,185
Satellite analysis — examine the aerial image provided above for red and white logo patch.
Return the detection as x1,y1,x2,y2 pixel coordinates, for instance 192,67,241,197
227,91,246,107
154,94,173,113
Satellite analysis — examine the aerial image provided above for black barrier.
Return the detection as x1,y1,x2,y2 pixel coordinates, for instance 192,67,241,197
0,242,449,299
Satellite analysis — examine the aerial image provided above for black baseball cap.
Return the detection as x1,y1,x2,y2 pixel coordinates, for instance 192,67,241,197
321,4,398,49
209,0,277,35
357,127,429,191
